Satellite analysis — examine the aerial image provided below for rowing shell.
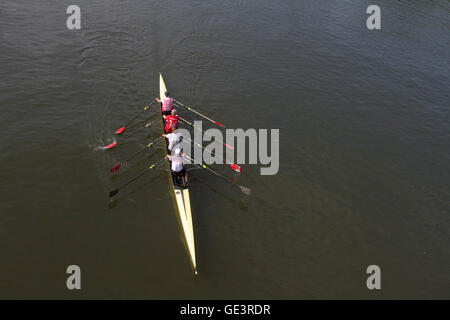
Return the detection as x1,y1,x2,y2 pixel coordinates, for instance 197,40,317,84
159,73,197,274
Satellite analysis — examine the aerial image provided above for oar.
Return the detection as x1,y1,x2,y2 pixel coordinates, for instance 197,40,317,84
109,157,166,198
179,117,234,150
174,99,226,128
185,155,251,195
183,137,241,173
111,136,163,173
130,116,158,128
115,101,154,134
105,118,159,150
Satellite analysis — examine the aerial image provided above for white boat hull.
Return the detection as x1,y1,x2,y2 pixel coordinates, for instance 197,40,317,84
159,73,197,274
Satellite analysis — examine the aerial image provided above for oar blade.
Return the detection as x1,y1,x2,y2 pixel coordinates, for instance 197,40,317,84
239,185,252,196
115,127,126,134
109,189,119,198
230,164,241,173
111,162,122,173
104,142,118,150
215,121,225,128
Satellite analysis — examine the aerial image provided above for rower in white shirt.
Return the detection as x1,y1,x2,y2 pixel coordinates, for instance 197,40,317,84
166,148,187,185
163,132,182,153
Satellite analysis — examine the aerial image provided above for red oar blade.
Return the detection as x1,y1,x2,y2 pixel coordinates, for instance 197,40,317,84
104,142,117,150
115,127,126,134
215,121,225,128
111,162,122,173
230,164,241,173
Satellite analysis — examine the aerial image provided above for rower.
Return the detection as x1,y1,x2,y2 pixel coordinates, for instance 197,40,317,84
163,131,182,154
166,148,188,186
155,91,173,116
163,109,179,134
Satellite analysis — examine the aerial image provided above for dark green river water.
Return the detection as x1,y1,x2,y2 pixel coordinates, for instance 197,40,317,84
0,0,448,298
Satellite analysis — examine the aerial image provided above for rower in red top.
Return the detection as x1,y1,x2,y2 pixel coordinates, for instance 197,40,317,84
155,91,174,116
163,109,179,134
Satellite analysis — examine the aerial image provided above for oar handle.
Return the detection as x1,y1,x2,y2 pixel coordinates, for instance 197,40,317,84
148,157,166,169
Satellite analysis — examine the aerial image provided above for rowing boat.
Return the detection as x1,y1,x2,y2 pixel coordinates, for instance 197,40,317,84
159,73,197,275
